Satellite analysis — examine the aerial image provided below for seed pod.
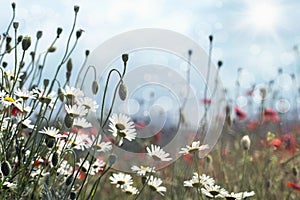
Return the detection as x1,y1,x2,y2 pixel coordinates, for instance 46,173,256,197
92,81,98,94
51,152,59,167
1,161,11,176
22,36,31,51
118,82,127,101
64,114,74,128
241,135,251,151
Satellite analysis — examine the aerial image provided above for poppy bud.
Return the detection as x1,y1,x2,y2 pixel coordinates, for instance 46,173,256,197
108,154,117,166
118,82,127,101
1,161,11,176
57,27,63,38
13,22,19,29
22,36,31,51
64,114,74,128
67,58,72,72
36,30,43,39
66,174,73,186
74,5,80,13
92,81,99,95
122,54,129,63
51,152,59,167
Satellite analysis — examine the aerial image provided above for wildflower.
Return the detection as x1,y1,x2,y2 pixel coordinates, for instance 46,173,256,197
73,118,92,128
147,176,167,196
110,172,133,188
88,135,112,153
61,86,84,101
122,185,139,195
234,106,247,120
179,141,209,155
91,158,106,174
241,135,251,151
269,138,282,149
66,132,90,151
131,165,155,176
201,184,228,198
184,173,215,188
108,113,137,146
146,144,172,161
65,104,88,117
76,97,99,112
32,88,56,106
224,191,255,199
2,181,16,189
14,88,35,100
1,96,16,107
263,108,279,123
286,181,300,191
39,127,65,139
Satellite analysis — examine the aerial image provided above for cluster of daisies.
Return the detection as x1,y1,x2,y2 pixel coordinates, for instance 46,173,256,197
184,173,255,199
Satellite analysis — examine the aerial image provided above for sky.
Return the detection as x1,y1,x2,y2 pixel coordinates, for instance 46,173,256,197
1,0,300,96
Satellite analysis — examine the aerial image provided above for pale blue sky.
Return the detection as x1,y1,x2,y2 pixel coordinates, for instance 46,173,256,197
1,0,300,92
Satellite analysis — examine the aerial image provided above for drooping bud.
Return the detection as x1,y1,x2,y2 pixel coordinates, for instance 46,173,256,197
67,58,72,72
43,79,49,88
217,60,223,69
17,35,23,43
47,46,56,53
1,161,11,176
209,35,213,42
22,36,31,51
92,81,99,94
76,29,83,39
85,50,90,56
36,30,43,39
118,81,127,101
11,2,16,10
57,27,63,38
241,135,251,151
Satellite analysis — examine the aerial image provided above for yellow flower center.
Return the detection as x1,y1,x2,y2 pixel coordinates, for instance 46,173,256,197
4,96,15,103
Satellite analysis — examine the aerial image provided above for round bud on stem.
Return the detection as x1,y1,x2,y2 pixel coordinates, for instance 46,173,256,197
85,50,90,56
11,2,16,10
1,161,11,176
108,154,117,166
36,30,43,39
209,35,213,42
17,35,23,43
57,27,63,38
241,135,251,151
74,5,80,13
92,81,99,95
217,60,223,68
22,36,31,51
122,54,129,63
188,49,192,56
13,22,19,29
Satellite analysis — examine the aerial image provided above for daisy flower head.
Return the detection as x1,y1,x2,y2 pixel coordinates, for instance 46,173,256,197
65,104,88,117
131,165,155,176
39,127,65,139
73,117,92,129
147,176,167,196
77,97,99,112
1,96,16,107
179,141,209,155
108,113,136,146
146,144,172,161
61,85,84,101
201,184,228,198
14,88,35,100
122,185,139,195
110,172,133,188
32,88,56,106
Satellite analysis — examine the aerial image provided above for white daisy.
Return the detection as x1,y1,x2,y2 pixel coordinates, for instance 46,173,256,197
14,88,35,100
65,104,88,117
147,176,167,196
88,135,112,153
61,85,84,100
146,144,172,161
91,158,106,174
184,173,215,188
1,96,16,107
57,160,73,176
201,184,228,198
77,97,99,112
73,118,92,128
227,191,255,199
66,132,90,151
108,113,136,146
77,158,96,175
199,173,215,187
122,185,139,195
179,141,209,155
131,165,155,176
110,172,133,188
32,88,56,106
2,181,16,189
39,127,65,138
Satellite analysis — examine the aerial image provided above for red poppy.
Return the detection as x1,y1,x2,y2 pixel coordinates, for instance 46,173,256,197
263,108,279,123
234,106,247,120
286,181,300,191
281,134,298,153
247,120,259,131
269,138,282,148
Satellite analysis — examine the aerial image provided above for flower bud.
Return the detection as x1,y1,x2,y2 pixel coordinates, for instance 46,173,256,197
13,22,19,29
122,54,129,63
118,82,127,101
241,135,251,151
85,50,90,56
17,35,23,43
2,62,7,68
51,152,59,167
67,58,72,72
76,29,83,39
66,174,73,186
57,27,63,38
48,46,56,53
36,30,43,39
43,79,49,88
22,36,31,51
209,35,213,42
74,5,80,13
1,161,11,176
108,154,117,166
64,114,74,128
188,49,192,56
92,81,99,94
12,2,16,10
58,88,65,102
218,60,223,68
70,192,76,200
